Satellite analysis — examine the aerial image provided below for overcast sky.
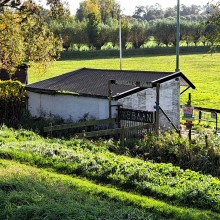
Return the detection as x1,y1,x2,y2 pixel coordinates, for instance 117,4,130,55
68,0,214,15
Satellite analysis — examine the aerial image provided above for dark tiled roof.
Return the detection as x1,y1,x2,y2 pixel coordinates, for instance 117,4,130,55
26,68,195,99
0,65,28,84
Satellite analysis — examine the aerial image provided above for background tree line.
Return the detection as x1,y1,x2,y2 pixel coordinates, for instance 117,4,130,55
0,0,220,73
47,1,220,51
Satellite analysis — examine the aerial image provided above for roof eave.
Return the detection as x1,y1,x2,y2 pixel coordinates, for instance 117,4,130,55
152,72,196,89
26,87,108,99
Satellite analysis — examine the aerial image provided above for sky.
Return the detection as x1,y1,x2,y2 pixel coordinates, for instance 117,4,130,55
68,0,214,15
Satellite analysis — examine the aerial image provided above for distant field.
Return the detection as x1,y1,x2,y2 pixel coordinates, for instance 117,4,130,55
29,50,220,109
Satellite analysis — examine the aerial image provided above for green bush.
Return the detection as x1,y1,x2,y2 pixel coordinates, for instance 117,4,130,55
116,131,220,177
0,80,26,127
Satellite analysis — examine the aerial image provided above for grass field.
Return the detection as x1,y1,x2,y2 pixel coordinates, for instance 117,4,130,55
29,51,220,110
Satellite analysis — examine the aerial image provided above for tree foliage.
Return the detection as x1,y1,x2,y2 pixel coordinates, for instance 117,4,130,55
133,3,210,21
75,0,120,23
129,19,149,49
0,1,62,74
206,2,220,47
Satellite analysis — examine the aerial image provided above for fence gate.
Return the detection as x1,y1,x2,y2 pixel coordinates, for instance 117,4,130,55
118,108,156,138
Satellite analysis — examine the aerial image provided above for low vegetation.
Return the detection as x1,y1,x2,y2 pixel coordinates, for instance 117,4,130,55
2,159,220,220
1,126,220,214
113,130,220,177
0,159,161,220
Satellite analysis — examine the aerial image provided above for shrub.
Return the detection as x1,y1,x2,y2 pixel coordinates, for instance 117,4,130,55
112,130,220,177
0,80,26,127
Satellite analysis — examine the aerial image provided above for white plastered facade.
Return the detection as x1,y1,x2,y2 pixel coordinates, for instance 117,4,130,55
27,78,180,129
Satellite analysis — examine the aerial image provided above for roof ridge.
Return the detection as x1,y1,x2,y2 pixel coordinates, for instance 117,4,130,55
82,68,174,74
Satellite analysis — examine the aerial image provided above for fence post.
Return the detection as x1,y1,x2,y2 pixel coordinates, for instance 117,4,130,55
108,80,112,119
155,83,160,135
205,134,208,148
120,126,125,147
188,129,192,145
82,130,86,139
198,111,202,124
49,123,52,137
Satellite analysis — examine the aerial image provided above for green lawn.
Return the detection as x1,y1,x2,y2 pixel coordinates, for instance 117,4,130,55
29,52,220,109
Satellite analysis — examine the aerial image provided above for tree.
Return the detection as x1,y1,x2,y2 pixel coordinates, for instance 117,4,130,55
181,21,195,46
152,20,176,47
132,6,146,20
120,17,130,49
108,18,119,48
164,7,175,18
72,20,89,50
75,0,120,23
129,19,149,49
144,4,164,21
203,23,218,45
50,16,76,50
190,22,204,46
0,1,62,74
0,0,69,18
206,2,220,48
86,12,99,49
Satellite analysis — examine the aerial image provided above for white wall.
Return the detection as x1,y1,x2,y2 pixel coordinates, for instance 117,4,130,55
118,79,180,129
27,79,180,129
27,91,117,122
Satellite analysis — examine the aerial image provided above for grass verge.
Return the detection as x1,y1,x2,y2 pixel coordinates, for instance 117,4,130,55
1,126,220,213
0,159,219,220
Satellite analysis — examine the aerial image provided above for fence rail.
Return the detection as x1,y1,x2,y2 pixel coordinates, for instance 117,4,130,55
75,124,155,139
44,118,116,133
181,105,219,132
193,106,220,114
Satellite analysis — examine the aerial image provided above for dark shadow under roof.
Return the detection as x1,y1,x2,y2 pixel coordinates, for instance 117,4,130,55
0,65,28,84
26,68,195,99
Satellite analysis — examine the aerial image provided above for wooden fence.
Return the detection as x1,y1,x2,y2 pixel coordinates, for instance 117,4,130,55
181,106,219,132
44,116,156,141
44,118,116,133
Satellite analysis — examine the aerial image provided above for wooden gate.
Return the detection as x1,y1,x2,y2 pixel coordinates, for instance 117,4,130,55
118,108,156,137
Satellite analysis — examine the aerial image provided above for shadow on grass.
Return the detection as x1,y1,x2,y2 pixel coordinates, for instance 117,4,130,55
60,46,212,61
0,167,163,220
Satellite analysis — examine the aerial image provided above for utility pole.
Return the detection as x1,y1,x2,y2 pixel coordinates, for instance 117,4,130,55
176,0,180,72
119,16,122,70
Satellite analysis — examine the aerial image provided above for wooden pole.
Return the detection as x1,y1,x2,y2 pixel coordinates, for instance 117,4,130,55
120,126,125,148
119,17,122,70
188,93,192,144
156,83,160,134
108,80,112,119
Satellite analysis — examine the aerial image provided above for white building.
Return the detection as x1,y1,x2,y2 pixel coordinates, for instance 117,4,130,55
26,68,195,130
